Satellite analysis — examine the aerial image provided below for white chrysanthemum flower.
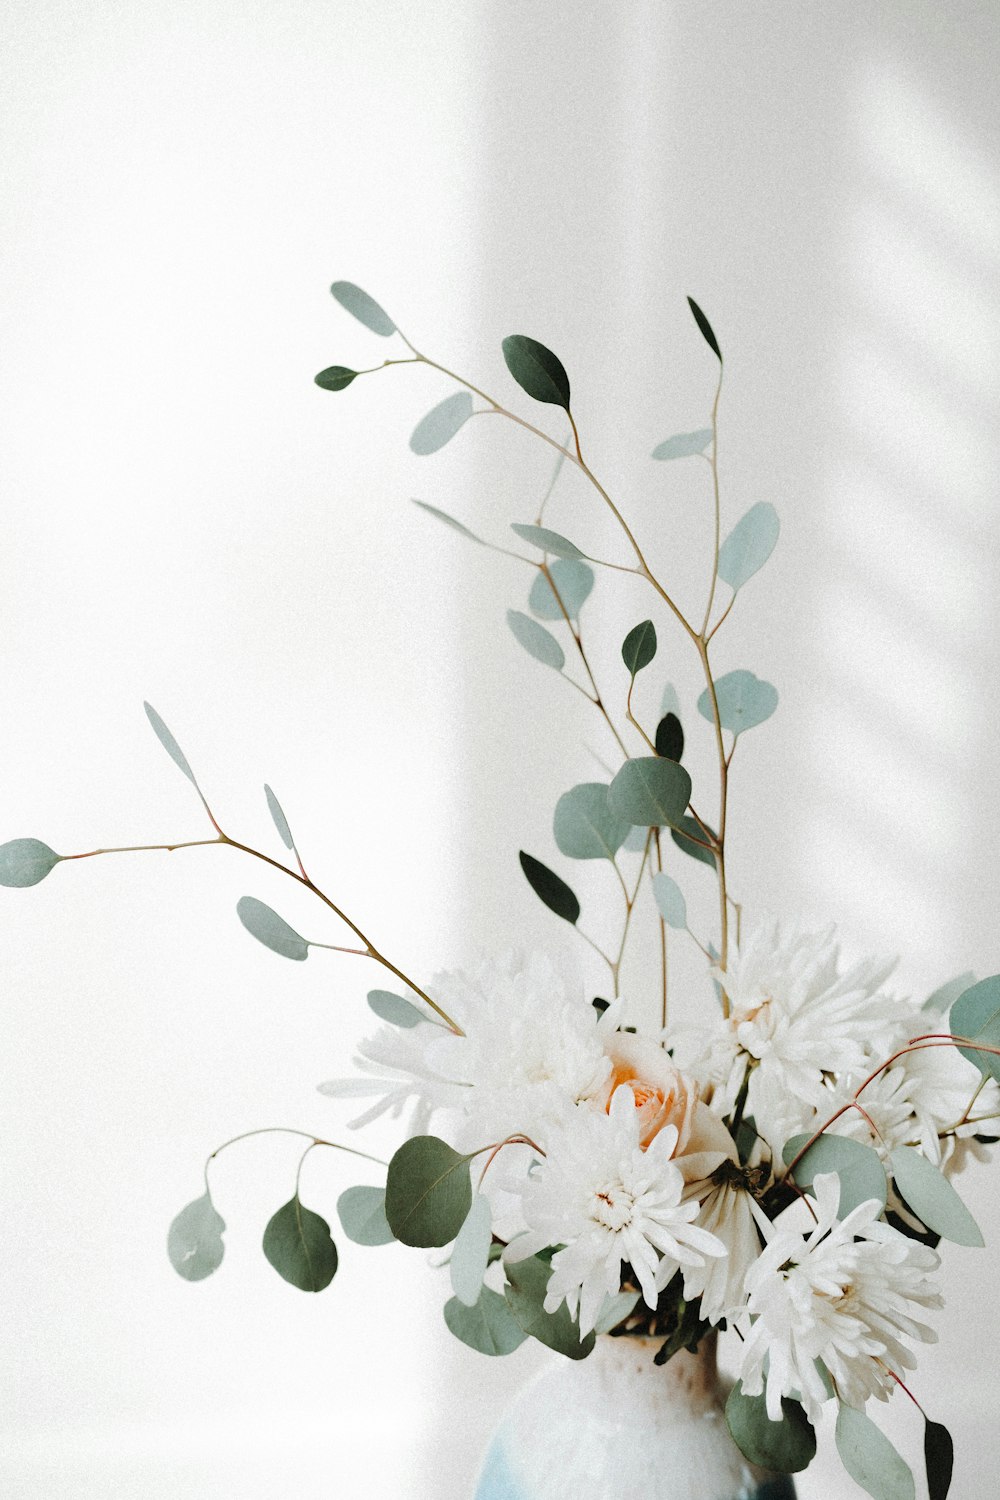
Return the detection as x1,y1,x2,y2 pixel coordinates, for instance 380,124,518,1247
319,952,614,1143
739,1173,941,1423
505,1085,726,1336
680,1166,768,1326
699,918,906,1151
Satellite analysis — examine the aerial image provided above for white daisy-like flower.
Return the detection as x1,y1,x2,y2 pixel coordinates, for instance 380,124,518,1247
699,918,906,1151
505,1085,726,1336
739,1173,941,1423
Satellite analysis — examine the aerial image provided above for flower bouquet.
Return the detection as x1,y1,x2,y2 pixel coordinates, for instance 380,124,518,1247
5,281,998,1500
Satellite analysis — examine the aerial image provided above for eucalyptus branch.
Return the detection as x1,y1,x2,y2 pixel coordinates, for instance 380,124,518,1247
203,1126,387,1194
539,559,629,760
610,833,652,997
653,829,668,1029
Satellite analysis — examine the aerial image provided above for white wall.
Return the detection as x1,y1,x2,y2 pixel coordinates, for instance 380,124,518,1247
2,5,999,1497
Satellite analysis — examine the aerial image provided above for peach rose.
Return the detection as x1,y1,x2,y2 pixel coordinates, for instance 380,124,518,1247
595,1033,697,1152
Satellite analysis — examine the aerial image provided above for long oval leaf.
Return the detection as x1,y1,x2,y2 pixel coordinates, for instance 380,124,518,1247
835,1405,915,1500
518,851,580,925
671,815,718,868
264,785,295,851
925,1418,954,1500
687,296,722,362
950,975,1000,1084
412,500,488,548
510,523,585,560
651,428,714,461
506,610,565,671
502,334,571,409
0,838,61,888
409,391,474,455
144,701,198,786
889,1146,984,1247
263,1196,338,1291
314,365,358,392
717,502,780,593
236,896,309,961
652,872,687,930
329,281,396,336
622,620,657,677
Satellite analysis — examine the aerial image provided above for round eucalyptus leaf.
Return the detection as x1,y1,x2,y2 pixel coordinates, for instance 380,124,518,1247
518,851,580,925
143,701,198,786
409,391,475,455
698,670,778,736
329,281,396,336
835,1404,915,1500
782,1134,887,1218
0,838,61,888
501,334,571,409
622,825,649,853
384,1136,472,1248
262,1196,338,1291
924,1418,954,1500
687,296,722,362
314,365,358,392
337,1185,395,1246
654,712,684,762
670,815,717,868
889,1146,984,1247
651,428,714,461
652,872,687,930
950,975,1000,1084
621,620,657,677
444,1288,527,1356
553,783,630,862
503,1255,595,1360
510,523,585,560
264,785,295,851
717,502,780,593
506,610,565,671
367,989,426,1028
725,1381,815,1473
167,1192,226,1282
529,559,594,621
450,1192,493,1307
412,500,487,547
923,971,976,1014
608,757,692,829
236,896,309,961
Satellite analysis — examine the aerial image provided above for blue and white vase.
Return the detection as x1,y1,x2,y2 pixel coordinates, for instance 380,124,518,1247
474,1334,796,1500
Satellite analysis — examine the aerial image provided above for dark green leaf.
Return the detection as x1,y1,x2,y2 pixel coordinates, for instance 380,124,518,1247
622,620,657,676
412,500,488,547
655,713,684,761
725,1381,816,1473
444,1288,527,1356
314,365,358,392
510,523,585,560
608,757,692,829
167,1192,226,1282
264,785,295,852
506,610,565,671
503,1256,595,1360
236,896,309,962
262,1196,338,1291
337,1185,395,1246
651,428,713,461
835,1404,915,1500
889,1146,984,1247
717,503,780,593
671,815,717,868
409,392,475,455
144,701,198,786
782,1133,887,1218
329,281,396,336
502,334,571,409
652,872,687,930
553,782,630,861
0,838,61,888
698,670,778,736
687,296,722,362
367,989,425,1028
529,560,594,621
384,1136,472,1248
950,975,1000,1084
925,1418,954,1500
518,851,580,925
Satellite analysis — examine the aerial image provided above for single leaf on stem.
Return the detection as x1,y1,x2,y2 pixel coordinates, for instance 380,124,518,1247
510,523,585,560
553,783,630,862
924,1418,954,1500
409,392,475,455
698,670,778,736
621,620,657,677
835,1404,915,1500
889,1146,984,1247
167,1191,226,1282
501,334,571,410
367,989,426,1028
143,702,200,787
652,872,687,930
608,757,692,829
236,896,309,961
782,1134,887,1218
337,1185,395,1246
0,838,61,888
329,281,396,336
264,785,296,852
384,1136,472,1248
506,610,565,671
717,503,780,593
950,975,1000,1084
529,559,594,621
518,851,580,925
687,296,722,362
262,1196,338,1291
314,365,358,392
654,712,684,761
444,1288,527,1356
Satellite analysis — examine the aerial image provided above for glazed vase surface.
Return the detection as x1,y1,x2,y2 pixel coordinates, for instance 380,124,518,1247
474,1335,797,1500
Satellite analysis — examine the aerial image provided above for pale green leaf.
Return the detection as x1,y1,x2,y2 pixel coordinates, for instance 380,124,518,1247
506,610,565,671
950,975,1000,1084
717,503,780,592
329,281,396,336
836,1405,915,1500
144,701,198,786
889,1146,984,1247
0,838,61,888
698,670,778,736
367,989,425,1028
651,428,713,461
409,392,475,455
264,785,295,852
236,896,309,961
510,524,585,560
652,872,687,929
782,1133,887,1218
412,500,489,548
167,1192,226,1282
593,1290,640,1335
923,971,976,1014
450,1192,493,1307
553,782,630,861
337,1185,395,1246
528,559,594,621
444,1288,527,1356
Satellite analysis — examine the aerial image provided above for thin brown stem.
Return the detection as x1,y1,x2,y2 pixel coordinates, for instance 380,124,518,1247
654,830,667,1030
